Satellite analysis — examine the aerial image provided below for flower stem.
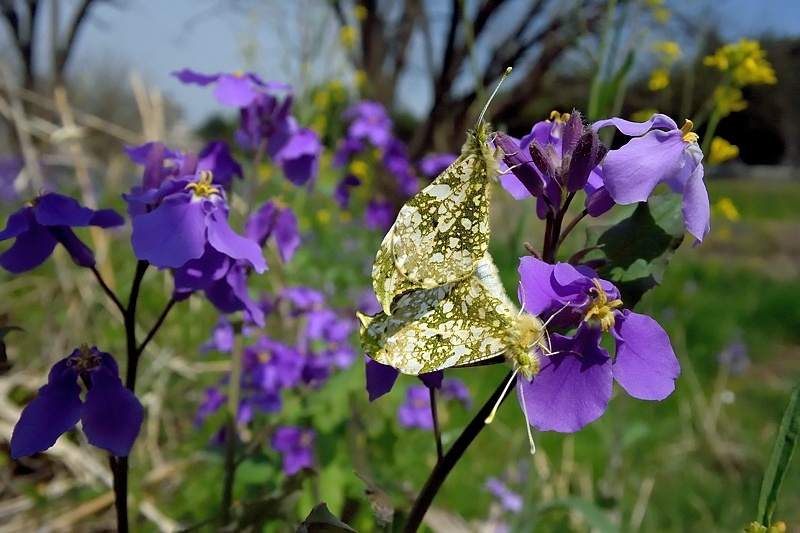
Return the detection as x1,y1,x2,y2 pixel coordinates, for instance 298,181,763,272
429,388,443,461
137,297,176,356
403,370,515,532
90,265,125,315
558,209,589,248
110,259,148,533
109,456,129,533
220,328,244,526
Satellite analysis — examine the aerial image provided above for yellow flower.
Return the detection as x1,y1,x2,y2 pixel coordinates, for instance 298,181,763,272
349,160,370,180
313,90,329,109
713,86,748,116
653,41,682,61
353,5,368,20
648,69,670,91
340,25,358,49
708,137,739,164
316,209,332,224
354,70,367,90
653,7,671,23
712,197,740,221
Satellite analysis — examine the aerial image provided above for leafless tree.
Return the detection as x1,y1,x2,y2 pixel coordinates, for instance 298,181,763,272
328,0,619,158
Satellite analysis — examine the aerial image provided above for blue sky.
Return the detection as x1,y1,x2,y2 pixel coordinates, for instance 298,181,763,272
43,0,800,125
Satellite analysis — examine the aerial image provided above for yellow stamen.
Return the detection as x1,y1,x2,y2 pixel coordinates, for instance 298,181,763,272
584,279,623,332
185,170,220,197
66,344,103,371
680,119,699,144
547,110,570,123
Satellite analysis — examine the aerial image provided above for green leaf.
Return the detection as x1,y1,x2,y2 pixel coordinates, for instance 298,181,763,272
757,384,800,526
586,193,684,307
296,502,357,532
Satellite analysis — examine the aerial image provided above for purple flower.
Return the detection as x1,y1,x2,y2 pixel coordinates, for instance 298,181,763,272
485,478,523,514
127,171,267,272
200,316,235,354
593,114,709,242
333,175,361,207
11,346,144,458
516,256,680,432
0,192,124,273
172,69,280,107
195,387,226,427
272,426,315,475
498,111,608,220
717,339,750,375
343,101,393,148
382,138,419,195
272,126,322,186
236,89,293,151
245,201,301,263
280,286,325,313
441,379,472,409
398,386,434,430
197,141,243,188
419,153,458,178
364,200,395,230
332,137,366,168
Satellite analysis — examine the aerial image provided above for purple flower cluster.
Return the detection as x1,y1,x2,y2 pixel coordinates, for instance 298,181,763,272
515,257,680,433
11,346,143,458
195,287,357,473
173,69,322,187
499,111,709,242
123,142,282,325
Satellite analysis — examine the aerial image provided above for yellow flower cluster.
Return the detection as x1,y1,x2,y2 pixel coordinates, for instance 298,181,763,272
648,41,682,91
713,86,748,116
708,137,739,165
712,197,741,222
704,39,777,86
645,0,671,23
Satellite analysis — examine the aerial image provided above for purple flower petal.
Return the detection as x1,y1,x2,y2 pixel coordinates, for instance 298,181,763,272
0,216,58,273
10,361,82,458
81,367,144,456
273,207,300,263
213,74,259,107
172,69,220,86
35,193,94,226
365,357,400,401
131,195,208,268
611,310,680,401
206,211,267,273
517,328,612,432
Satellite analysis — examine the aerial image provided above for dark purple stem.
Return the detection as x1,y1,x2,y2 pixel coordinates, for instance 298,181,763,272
403,370,515,532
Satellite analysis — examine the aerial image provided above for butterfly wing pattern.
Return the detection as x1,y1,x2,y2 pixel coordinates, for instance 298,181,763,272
372,122,502,314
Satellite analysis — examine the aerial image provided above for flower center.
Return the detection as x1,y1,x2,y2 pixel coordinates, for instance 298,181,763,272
680,119,699,144
584,279,623,332
66,344,103,371
185,171,220,197
233,70,245,78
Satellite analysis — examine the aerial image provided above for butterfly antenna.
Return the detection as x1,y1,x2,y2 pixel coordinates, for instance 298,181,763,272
485,368,518,424
477,67,512,126
519,379,536,454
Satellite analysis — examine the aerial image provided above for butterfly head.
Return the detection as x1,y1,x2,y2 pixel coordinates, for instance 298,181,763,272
505,313,549,381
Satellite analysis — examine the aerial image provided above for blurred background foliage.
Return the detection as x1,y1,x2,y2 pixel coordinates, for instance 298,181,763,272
0,0,799,531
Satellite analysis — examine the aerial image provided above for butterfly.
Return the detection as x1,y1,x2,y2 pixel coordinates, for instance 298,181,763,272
371,68,512,315
360,252,546,379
